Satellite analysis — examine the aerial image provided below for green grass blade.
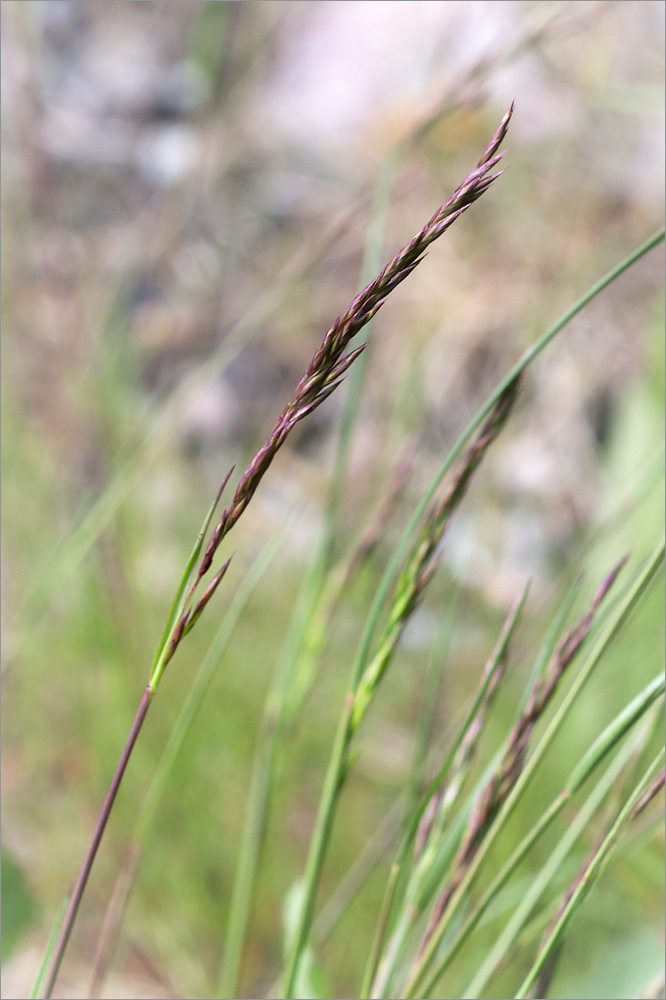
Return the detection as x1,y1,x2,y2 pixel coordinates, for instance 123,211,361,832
513,749,666,1000
463,691,664,997
148,472,231,691
30,895,69,1000
139,517,291,841
429,674,666,996
406,536,665,998
567,673,665,794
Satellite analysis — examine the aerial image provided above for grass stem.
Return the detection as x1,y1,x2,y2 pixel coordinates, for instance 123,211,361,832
40,685,153,999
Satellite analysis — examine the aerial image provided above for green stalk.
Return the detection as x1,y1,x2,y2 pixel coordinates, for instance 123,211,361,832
419,674,665,997
514,749,666,1000
371,598,531,996
368,585,529,999
30,896,69,1000
362,862,402,1000
280,697,357,997
404,537,665,999
217,709,282,998
369,552,599,997
313,803,402,944
463,677,665,998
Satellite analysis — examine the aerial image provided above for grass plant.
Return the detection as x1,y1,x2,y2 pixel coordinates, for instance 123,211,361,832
5,22,662,994
39,106,538,1000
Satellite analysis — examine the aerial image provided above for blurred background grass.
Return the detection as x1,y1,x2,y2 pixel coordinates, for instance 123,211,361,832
1,2,664,998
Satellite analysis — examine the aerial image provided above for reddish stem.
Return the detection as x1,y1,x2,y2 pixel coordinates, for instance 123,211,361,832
41,685,153,999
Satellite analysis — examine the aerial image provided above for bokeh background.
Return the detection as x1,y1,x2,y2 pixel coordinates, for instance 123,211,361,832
2,2,664,998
